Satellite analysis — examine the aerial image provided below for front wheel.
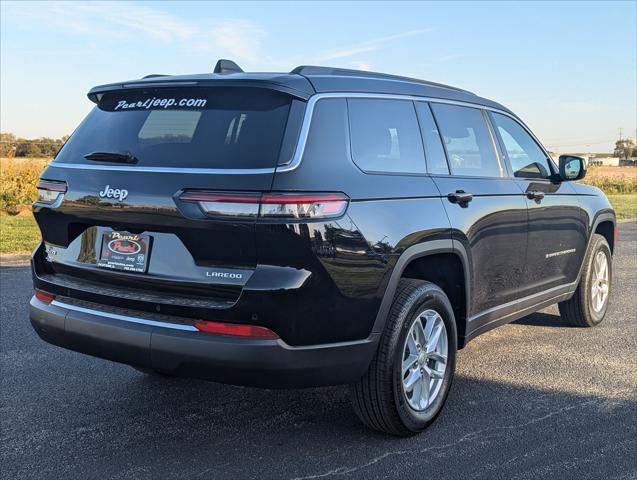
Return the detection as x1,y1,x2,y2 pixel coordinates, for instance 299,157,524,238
351,279,457,436
558,233,612,327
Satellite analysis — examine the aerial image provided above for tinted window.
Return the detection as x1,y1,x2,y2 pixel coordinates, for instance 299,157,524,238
415,102,449,174
138,110,202,146
348,99,425,174
492,113,552,179
431,104,501,177
56,88,292,169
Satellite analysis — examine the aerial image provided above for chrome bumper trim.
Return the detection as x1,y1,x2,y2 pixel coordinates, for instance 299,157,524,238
50,300,198,332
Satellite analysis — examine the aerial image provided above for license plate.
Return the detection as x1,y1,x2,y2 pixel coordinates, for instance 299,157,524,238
97,231,151,273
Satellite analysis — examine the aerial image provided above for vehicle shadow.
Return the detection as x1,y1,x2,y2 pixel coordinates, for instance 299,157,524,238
5,364,634,480
513,311,572,328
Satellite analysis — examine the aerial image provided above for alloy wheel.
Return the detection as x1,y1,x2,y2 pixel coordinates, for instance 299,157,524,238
401,309,448,411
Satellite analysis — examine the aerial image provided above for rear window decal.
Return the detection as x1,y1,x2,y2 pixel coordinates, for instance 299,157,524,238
114,97,207,111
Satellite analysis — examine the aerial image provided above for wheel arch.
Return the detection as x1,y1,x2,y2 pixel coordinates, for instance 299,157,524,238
594,217,616,254
372,240,471,348
570,210,616,289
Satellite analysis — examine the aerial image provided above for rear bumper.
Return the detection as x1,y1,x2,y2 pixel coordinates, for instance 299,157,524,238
29,296,379,388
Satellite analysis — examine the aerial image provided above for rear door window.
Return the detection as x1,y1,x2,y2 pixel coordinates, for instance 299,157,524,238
347,99,426,174
55,88,293,169
431,103,502,177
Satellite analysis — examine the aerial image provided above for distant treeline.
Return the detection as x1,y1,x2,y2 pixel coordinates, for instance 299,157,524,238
1,132,70,158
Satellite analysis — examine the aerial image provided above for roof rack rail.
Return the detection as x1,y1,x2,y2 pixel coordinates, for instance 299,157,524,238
214,59,243,74
142,74,170,79
290,65,473,95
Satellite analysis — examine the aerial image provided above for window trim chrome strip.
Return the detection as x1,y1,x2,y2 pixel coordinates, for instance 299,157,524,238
50,92,551,176
277,92,552,173
51,300,198,331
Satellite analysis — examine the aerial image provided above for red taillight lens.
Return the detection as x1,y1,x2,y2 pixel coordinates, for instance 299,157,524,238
34,289,55,304
194,320,279,339
36,180,67,204
179,191,349,221
180,191,261,219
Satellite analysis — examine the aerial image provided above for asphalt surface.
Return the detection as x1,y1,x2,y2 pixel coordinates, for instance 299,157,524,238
2,221,636,480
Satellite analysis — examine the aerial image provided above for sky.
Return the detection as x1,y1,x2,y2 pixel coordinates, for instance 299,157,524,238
1,0,635,153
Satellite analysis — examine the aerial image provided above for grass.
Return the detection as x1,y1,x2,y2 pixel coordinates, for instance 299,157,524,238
608,194,637,220
0,215,40,255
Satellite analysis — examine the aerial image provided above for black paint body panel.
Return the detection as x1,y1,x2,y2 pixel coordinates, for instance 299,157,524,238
30,70,616,387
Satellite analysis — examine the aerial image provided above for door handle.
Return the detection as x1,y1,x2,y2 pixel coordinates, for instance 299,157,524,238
447,191,473,205
526,190,545,201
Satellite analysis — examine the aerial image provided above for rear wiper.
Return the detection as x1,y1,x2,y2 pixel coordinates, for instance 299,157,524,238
84,151,138,164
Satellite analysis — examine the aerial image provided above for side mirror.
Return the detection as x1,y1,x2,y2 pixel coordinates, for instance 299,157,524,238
558,155,586,181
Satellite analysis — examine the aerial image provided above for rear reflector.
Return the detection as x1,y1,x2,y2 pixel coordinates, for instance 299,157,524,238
194,320,279,339
34,289,55,304
179,191,348,221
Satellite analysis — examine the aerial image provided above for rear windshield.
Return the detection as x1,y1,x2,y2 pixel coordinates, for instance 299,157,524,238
55,87,293,169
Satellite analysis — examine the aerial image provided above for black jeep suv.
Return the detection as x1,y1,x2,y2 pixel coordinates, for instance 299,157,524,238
30,60,616,435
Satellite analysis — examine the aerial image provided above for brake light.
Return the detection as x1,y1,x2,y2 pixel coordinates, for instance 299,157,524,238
194,320,279,339
180,191,261,218
36,180,67,205
34,289,55,304
179,191,349,221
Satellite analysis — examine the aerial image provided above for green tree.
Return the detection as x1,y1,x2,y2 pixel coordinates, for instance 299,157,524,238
13,136,65,157
614,139,637,160
0,132,17,157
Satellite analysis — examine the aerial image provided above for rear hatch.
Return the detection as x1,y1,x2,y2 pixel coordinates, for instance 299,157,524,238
34,85,306,307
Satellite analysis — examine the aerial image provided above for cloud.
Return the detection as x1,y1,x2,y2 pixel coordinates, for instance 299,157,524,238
4,1,266,63
3,3,433,71
316,28,434,62
348,60,373,71
5,1,272,64
5,1,195,42
190,20,266,63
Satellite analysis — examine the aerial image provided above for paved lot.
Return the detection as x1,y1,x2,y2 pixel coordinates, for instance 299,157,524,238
2,221,636,480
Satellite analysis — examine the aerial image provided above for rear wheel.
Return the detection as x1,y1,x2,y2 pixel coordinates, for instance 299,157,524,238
558,234,612,327
351,279,457,436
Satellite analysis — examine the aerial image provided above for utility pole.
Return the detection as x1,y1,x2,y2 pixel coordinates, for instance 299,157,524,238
618,128,623,141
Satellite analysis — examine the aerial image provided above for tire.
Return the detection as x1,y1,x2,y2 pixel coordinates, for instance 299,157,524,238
351,279,457,436
558,233,612,327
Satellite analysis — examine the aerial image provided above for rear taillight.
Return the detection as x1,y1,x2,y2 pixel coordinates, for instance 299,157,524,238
194,319,279,339
34,289,55,304
180,191,261,218
36,180,67,205
179,191,349,221
259,193,348,220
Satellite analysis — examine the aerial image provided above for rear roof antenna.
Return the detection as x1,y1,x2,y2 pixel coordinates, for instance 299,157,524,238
213,59,243,74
